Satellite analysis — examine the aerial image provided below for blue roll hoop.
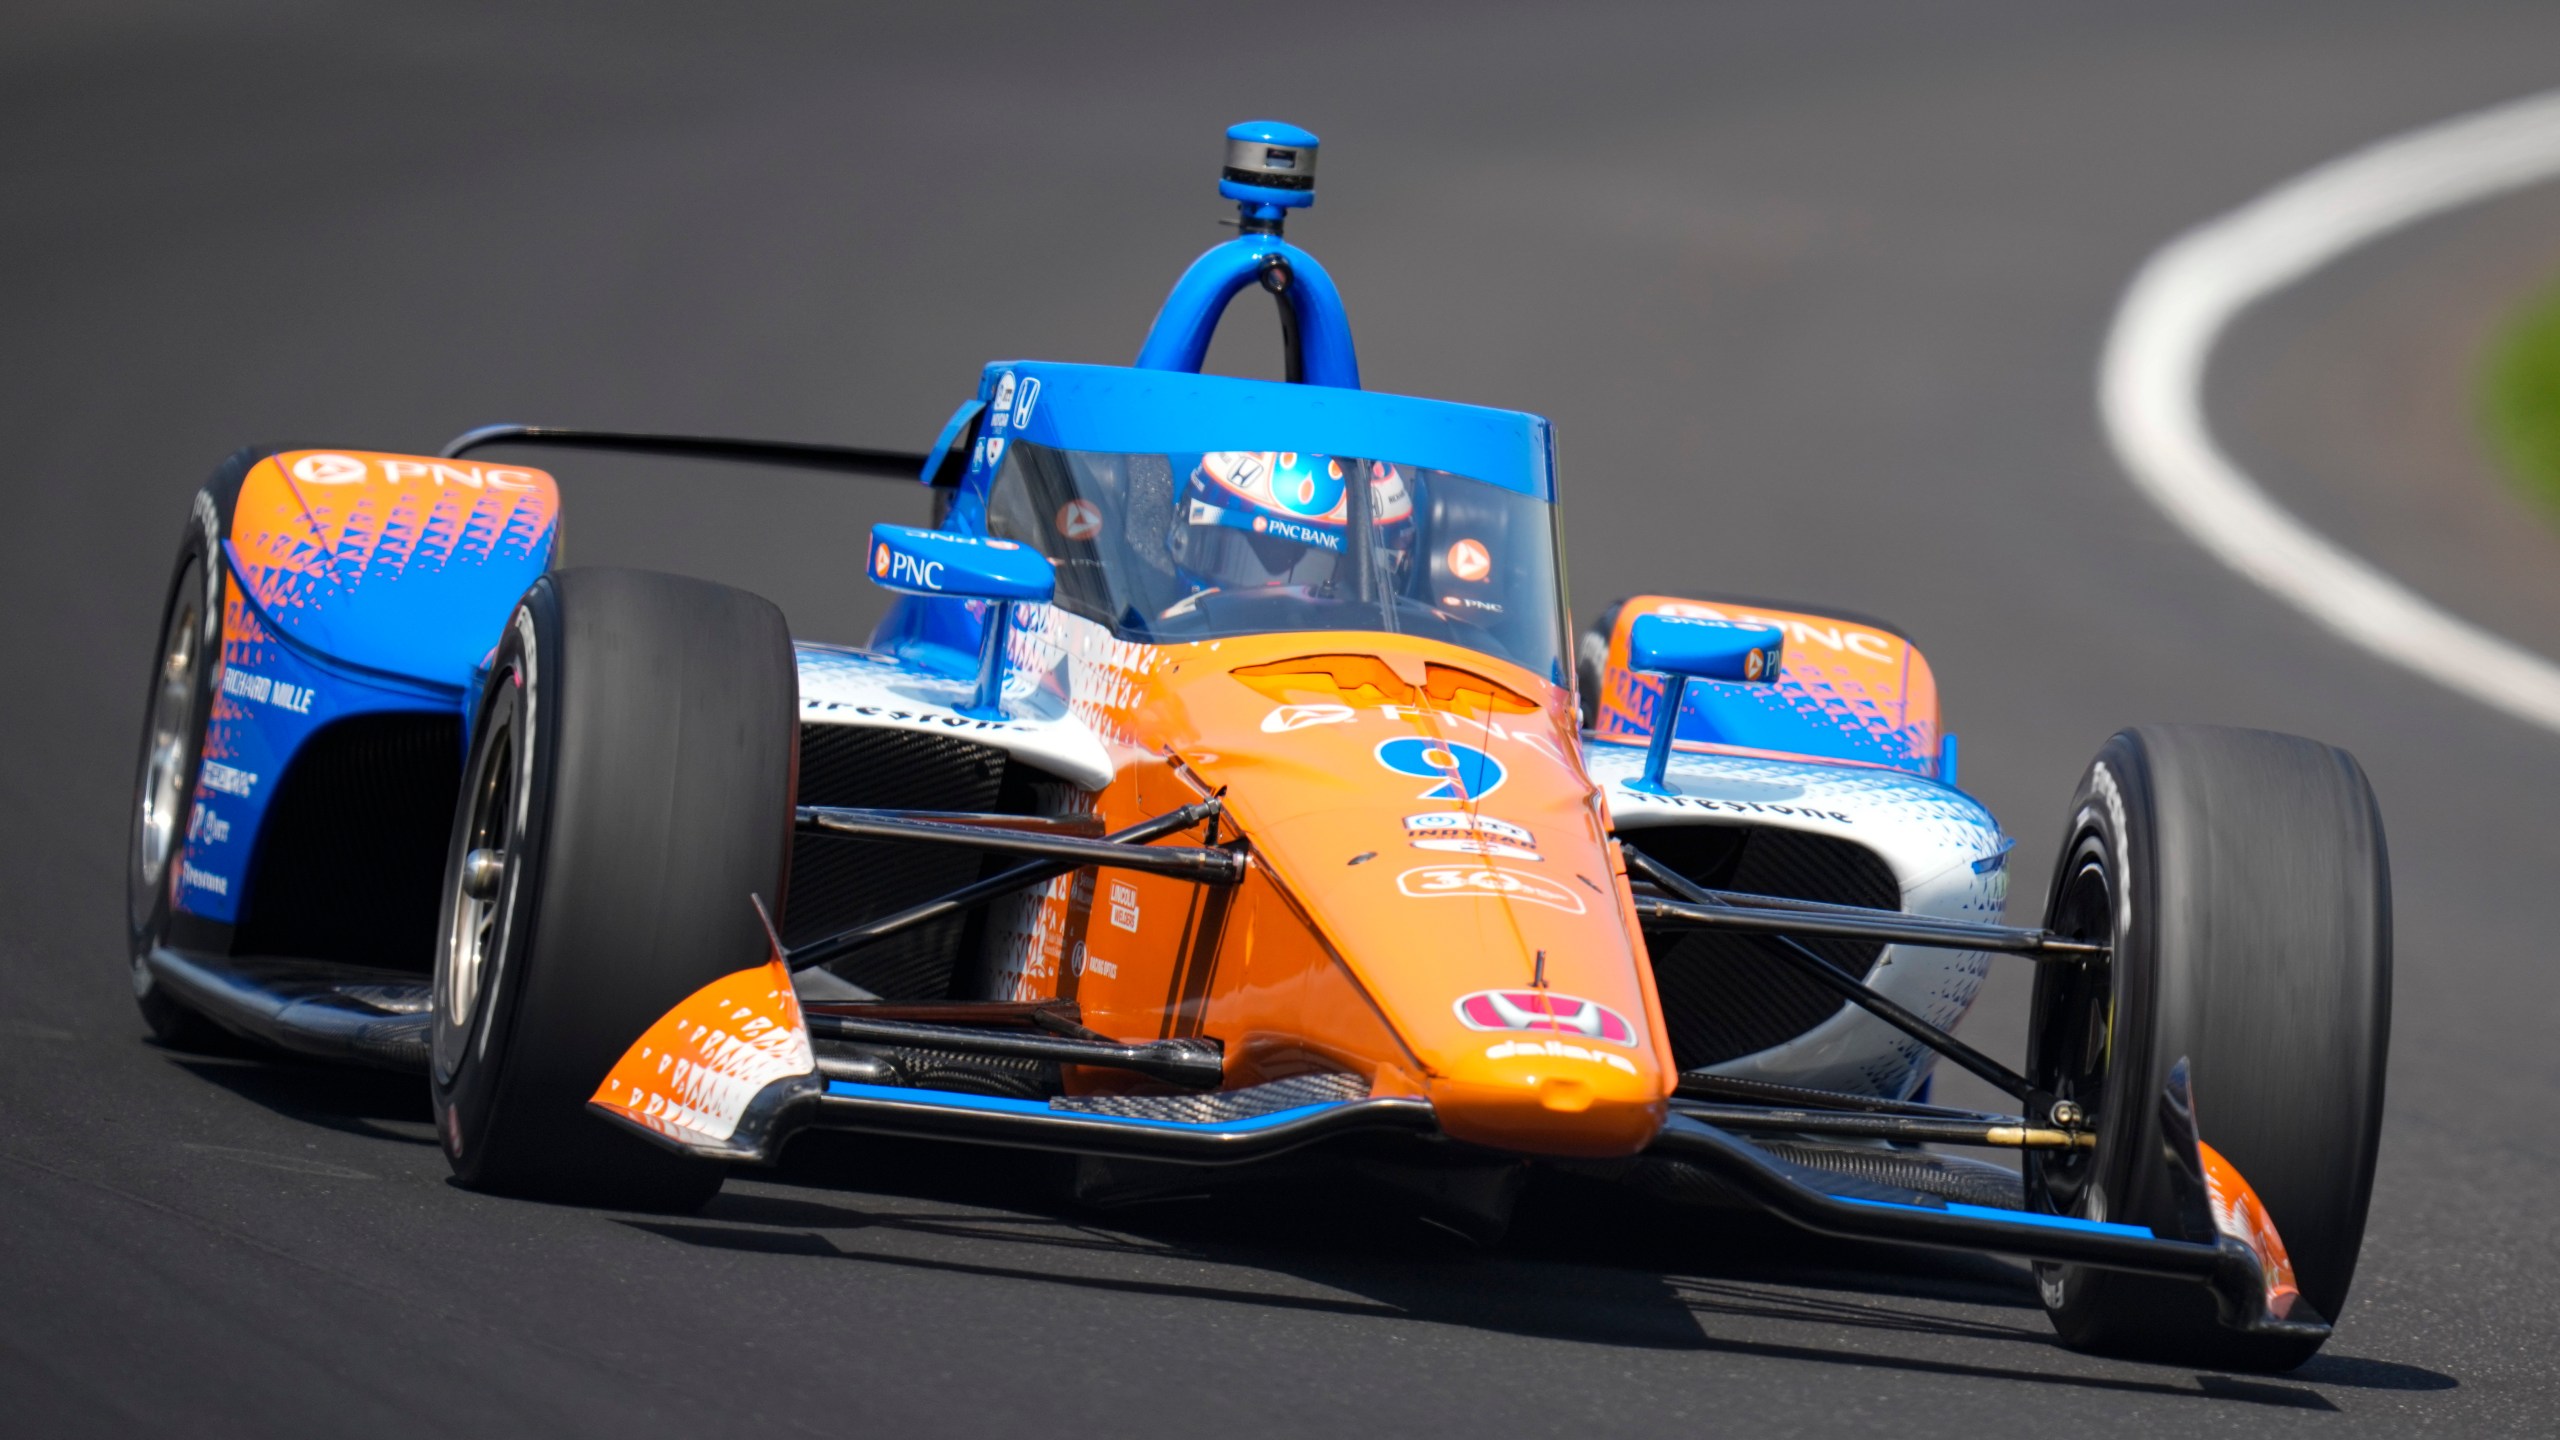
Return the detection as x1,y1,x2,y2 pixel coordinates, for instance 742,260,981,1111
1134,120,1361,389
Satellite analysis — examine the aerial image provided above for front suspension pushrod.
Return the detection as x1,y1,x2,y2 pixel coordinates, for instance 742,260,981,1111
1625,872,2104,962
1623,844,2051,1110
787,799,1227,975
797,804,1242,884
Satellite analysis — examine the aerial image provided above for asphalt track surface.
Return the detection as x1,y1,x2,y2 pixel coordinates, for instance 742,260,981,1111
8,3,2560,1434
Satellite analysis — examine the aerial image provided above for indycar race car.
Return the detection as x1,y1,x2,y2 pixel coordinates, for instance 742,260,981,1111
126,121,2389,1371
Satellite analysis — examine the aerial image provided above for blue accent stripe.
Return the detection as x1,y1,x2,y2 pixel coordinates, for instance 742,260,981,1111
996,361,1553,500
823,1081,1353,1135
1835,1194,2156,1239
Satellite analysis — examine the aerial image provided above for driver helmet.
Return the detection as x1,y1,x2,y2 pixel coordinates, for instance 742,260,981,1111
1166,450,1414,595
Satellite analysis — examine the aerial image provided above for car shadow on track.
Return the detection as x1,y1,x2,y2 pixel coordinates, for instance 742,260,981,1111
154,1050,2456,1406
165,1051,437,1149
612,1133,2450,1408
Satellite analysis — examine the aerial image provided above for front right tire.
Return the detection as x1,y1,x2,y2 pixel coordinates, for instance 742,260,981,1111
431,567,798,1211
126,486,231,1049
2026,724,2391,1371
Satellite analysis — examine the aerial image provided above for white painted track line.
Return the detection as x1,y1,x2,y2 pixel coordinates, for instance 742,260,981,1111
2101,89,2560,734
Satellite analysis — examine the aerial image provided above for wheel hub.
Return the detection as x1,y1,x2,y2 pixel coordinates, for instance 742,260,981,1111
133,565,205,930
439,707,516,1064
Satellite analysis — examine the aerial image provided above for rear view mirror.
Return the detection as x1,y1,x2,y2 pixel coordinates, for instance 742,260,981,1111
1629,614,1783,683
1624,614,1784,796
867,524,1054,603
868,524,1056,718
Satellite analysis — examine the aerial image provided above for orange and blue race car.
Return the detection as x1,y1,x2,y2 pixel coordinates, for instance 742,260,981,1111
125,121,2391,1373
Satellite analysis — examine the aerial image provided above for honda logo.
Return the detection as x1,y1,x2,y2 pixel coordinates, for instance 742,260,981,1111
1452,989,1637,1047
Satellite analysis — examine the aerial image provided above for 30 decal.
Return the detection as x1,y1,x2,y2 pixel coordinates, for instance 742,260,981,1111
1395,865,1582,914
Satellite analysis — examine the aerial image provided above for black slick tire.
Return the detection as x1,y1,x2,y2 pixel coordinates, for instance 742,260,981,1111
2026,725,2390,1371
126,454,268,1049
430,567,797,1211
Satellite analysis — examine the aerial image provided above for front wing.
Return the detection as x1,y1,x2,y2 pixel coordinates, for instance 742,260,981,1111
588,959,2327,1348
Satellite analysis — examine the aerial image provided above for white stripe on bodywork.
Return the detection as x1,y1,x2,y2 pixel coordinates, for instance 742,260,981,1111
794,641,1115,790
1593,742,2008,1098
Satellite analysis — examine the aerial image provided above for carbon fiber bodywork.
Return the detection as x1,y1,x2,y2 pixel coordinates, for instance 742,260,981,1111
1050,1071,1370,1121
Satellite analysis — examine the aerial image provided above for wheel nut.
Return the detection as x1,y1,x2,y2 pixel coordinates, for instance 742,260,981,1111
461,848,506,901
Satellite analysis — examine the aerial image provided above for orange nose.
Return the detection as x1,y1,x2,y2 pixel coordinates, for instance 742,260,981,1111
1425,1048,1667,1158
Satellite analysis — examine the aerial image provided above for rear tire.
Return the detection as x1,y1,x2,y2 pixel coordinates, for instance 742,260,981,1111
2026,725,2390,1371
430,568,798,1211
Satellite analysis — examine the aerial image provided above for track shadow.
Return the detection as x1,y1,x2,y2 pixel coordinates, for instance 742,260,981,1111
166,1051,437,1147
746,1132,2032,1312
2286,1353,2461,1392
151,1060,2456,1406
615,1136,2439,1409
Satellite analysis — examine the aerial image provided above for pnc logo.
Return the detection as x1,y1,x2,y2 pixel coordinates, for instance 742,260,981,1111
873,544,891,577
1445,538,1492,583
1376,736,1505,801
287,452,540,491
1454,989,1638,1047
1055,499,1103,542
880,551,946,591
290,453,369,485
